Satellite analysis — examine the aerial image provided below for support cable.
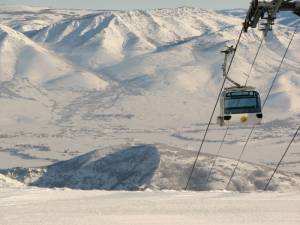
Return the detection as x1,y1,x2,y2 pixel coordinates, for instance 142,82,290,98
206,123,230,183
264,126,300,191
225,22,300,190
206,34,264,183
244,35,264,86
184,28,244,190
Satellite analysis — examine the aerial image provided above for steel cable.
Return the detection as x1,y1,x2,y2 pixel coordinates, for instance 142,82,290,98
264,126,300,191
206,123,230,183
184,28,244,190
244,35,264,86
225,22,300,190
206,34,265,184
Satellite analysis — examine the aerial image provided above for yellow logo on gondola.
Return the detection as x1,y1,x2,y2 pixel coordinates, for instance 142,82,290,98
240,116,248,123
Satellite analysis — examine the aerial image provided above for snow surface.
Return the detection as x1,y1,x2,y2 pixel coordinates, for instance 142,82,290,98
0,24,108,90
0,5,300,191
0,174,24,188
0,187,300,225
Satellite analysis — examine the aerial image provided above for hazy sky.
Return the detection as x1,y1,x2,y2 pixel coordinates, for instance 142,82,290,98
0,0,251,10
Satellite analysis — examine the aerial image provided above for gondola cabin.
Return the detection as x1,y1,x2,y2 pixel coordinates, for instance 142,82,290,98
217,86,263,126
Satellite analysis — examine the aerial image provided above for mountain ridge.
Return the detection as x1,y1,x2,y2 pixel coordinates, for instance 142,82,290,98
0,6,299,179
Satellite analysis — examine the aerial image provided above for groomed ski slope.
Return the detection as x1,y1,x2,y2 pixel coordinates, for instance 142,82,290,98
0,188,300,225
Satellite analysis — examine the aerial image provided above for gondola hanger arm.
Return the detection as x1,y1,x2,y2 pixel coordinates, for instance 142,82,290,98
221,46,242,87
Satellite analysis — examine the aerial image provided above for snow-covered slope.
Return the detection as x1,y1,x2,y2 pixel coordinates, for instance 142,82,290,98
1,189,299,225
0,173,24,188
26,7,300,116
0,5,94,32
0,24,108,91
30,8,242,70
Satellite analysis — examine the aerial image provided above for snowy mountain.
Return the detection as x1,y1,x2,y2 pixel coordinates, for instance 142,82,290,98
23,7,300,116
0,24,108,90
0,5,300,191
0,5,95,32
29,8,243,70
2,144,300,191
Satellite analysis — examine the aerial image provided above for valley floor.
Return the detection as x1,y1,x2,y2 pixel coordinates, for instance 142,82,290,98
0,188,300,225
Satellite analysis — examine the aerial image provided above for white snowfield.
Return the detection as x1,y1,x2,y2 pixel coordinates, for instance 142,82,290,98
0,174,24,188
0,188,300,225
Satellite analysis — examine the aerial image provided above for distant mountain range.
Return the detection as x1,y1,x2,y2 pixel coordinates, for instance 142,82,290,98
0,5,299,190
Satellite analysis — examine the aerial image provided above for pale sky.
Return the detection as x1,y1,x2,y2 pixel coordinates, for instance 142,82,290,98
0,0,251,10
